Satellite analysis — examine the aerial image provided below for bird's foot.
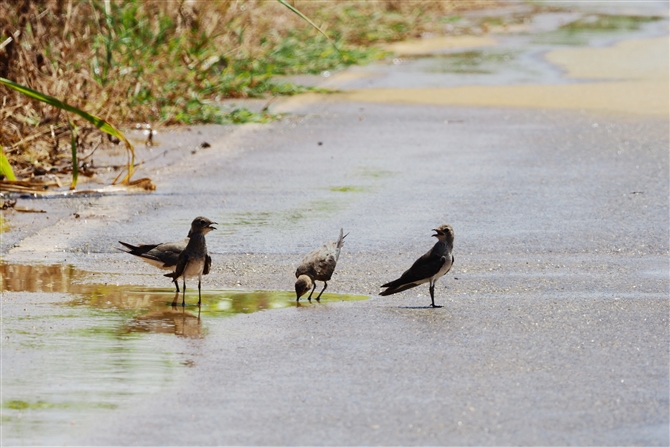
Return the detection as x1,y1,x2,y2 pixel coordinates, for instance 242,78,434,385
430,304,443,308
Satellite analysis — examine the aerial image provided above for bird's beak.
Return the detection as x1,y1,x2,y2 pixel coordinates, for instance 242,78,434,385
208,222,218,230
432,229,442,237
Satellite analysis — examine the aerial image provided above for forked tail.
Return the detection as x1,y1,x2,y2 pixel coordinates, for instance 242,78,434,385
335,228,348,261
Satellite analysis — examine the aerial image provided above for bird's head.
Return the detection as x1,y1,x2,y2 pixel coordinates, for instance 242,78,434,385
432,224,454,243
295,275,313,299
188,216,217,237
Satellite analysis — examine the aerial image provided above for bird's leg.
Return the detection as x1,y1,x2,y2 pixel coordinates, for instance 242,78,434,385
429,281,442,308
174,278,180,293
315,282,328,301
182,277,186,307
307,282,317,302
197,276,202,307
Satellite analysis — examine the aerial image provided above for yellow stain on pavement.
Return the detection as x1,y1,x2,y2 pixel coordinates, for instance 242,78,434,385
384,35,498,56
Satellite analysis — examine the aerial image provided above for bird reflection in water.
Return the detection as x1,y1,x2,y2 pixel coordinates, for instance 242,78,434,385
126,293,202,338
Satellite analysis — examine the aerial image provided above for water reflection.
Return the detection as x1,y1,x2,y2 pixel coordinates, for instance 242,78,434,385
127,297,202,338
1,263,368,338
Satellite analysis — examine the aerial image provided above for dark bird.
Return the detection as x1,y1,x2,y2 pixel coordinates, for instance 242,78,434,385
164,216,216,307
118,239,189,292
295,228,347,302
380,224,454,308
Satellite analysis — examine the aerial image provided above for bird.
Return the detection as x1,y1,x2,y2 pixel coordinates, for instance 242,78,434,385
118,239,189,292
295,228,347,302
164,216,216,307
380,224,454,308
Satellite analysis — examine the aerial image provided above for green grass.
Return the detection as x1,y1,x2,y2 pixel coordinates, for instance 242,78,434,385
81,1,388,125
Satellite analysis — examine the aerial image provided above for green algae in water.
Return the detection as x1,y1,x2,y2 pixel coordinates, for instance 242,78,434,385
561,14,662,31
200,290,368,315
216,196,346,229
422,50,518,74
3,400,55,411
356,167,395,179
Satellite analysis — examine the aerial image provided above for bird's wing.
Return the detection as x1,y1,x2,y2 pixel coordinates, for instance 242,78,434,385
314,249,338,280
203,254,212,275
166,251,190,279
295,244,333,279
382,249,447,289
119,239,188,268
118,241,160,255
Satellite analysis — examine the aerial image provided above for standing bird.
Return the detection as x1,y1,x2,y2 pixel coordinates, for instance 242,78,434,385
295,228,347,302
380,224,454,308
165,216,216,307
118,239,189,292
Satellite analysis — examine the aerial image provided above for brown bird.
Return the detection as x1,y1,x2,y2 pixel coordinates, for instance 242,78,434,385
118,239,189,292
295,228,347,302
380,224,454,308
164,217,216,307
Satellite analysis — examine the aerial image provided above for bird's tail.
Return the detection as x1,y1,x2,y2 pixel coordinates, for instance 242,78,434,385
117,241,147,255
379,282,419,296
334,228,348,261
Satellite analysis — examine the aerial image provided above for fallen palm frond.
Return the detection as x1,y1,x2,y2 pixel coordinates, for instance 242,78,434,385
0,177,155,196
0,77,136,186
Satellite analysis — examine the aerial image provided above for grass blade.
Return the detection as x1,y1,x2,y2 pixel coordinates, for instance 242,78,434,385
277,0,340,55
67,120,78,190
0,148,17,181
0,76,135,183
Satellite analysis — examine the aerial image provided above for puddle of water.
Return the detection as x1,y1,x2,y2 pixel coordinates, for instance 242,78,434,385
1,263,367,445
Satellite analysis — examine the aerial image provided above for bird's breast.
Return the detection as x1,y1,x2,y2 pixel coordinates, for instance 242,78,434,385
183,257,206,278
433,255,453,280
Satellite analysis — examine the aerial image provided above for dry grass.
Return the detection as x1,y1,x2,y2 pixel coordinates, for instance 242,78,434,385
0,0,496,182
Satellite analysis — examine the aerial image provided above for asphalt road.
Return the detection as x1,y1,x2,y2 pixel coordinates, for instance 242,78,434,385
2,4,669,446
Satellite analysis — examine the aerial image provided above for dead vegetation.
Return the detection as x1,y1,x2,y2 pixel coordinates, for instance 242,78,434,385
1,0,496,186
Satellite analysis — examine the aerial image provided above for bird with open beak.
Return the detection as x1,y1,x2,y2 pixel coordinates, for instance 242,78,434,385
165,216,216,307
380,224,454,308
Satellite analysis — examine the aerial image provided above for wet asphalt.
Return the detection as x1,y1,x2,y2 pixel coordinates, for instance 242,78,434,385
3,4,669,446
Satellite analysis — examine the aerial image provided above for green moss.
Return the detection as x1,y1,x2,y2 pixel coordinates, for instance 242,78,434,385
330,186,366,193
533,14,663,45
561,14,662,31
